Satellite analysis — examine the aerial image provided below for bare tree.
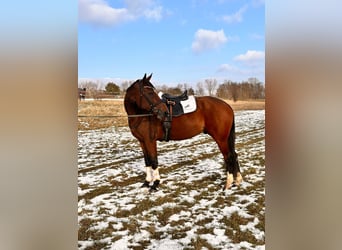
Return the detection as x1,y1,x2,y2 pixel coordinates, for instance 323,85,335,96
188,87,195,95
121,80,133,95
216,81,231,99
216,78,265,101
156,84,182,95
196,81,204,96
78,81,100,98
231,83,239,102
204,78,217,96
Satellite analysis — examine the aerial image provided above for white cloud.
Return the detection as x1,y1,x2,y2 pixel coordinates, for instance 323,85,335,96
234,50,265,65
217,63,265,82
191,29,228,53
251,0,265,7
143,6,163,21
79,0,164,26
222,5,248,24
218,64,239,73
125,0,163,21
249,33,264,40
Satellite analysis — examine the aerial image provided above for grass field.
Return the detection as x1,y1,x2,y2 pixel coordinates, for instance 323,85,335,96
78,99,265,249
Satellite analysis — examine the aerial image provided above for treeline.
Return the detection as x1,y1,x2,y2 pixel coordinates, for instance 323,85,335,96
78,77,264,101
78,80,133,99
216,80,265,101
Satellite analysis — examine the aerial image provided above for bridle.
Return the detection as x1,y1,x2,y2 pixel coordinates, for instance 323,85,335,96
138,81,167,120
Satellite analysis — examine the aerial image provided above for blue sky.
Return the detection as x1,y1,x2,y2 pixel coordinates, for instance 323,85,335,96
78,0,264,87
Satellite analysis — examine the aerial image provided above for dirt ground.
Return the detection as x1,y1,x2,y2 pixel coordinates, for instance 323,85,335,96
78,99,265,130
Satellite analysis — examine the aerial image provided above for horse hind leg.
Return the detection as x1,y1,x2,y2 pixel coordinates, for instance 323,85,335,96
225,151,243,189
226,119,243,189
225,152,235,189
215,140,233,189
235,160,243,186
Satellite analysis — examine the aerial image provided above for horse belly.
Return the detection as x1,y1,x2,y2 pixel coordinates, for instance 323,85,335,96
169,115,204,140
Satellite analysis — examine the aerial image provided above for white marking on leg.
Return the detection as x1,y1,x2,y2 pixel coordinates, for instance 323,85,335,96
226,172,234,189
145,166,153,182
152,168,160,181
235,172,243,186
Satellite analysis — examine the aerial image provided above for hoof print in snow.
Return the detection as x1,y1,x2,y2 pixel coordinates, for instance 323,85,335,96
141,187,150,194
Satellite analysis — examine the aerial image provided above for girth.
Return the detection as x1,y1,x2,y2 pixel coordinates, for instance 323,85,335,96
160,90,189,141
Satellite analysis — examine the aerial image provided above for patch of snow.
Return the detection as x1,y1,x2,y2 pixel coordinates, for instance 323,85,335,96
78,110,265,249
110,237,130,250
148,239,183,250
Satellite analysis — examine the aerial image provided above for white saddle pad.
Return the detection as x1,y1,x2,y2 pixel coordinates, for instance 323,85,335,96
180,95,196,114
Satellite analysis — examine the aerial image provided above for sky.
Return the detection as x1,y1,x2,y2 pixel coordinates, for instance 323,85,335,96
78,0,264,87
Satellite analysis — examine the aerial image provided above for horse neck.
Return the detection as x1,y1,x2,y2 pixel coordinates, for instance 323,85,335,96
124,98,137,115
124,98,149,115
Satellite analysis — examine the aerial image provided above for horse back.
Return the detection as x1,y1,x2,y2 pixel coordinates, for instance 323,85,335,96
196,96,234,117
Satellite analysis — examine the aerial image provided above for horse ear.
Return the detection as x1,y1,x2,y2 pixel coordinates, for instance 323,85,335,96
143,73,147,80
147,73,153,81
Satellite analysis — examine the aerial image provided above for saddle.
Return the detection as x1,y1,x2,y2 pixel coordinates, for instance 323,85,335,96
161,90,188,117
161,90,188,102
159,90,196,142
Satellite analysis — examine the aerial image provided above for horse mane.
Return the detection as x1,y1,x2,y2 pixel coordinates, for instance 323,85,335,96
126,80,139,92
126,73,155,92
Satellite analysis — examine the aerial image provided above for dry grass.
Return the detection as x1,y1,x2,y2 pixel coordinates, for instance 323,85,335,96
225,99,265,111
78,98,264,130
78,99,127,130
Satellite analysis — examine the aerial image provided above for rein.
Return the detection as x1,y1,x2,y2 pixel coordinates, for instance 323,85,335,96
77,114,153,118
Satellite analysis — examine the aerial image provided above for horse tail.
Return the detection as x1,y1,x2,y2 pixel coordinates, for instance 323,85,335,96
228,118,236,154
226,117,238,173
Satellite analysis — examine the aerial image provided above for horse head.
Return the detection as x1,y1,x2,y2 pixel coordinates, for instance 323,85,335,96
125,73,169,120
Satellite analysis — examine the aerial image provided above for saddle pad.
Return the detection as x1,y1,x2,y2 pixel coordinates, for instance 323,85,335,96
181,95,196,114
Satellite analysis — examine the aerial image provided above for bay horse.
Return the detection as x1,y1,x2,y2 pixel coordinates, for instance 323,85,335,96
124,74,242,192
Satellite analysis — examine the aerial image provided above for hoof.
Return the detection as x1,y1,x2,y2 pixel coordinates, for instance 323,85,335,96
141,181,150,188
149,180,160,192
223,182,238,191
149,186,159,192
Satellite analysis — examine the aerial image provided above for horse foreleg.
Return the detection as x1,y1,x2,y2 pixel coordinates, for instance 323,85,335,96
140,142,151,189
142,166,153,188
142,166,161,191
140,141,160,192
150,167,160,192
